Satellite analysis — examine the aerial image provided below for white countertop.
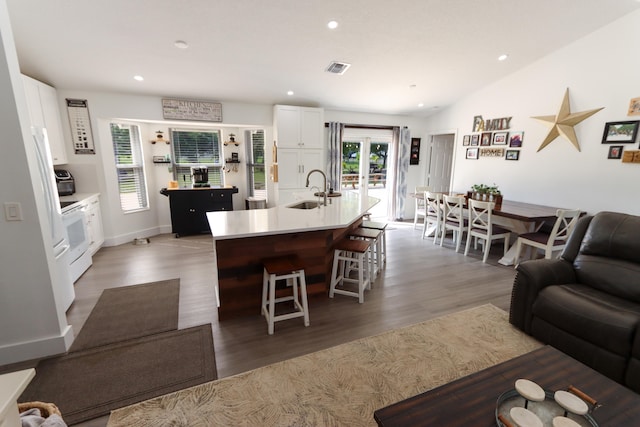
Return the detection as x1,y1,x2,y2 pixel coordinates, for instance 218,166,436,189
59,192,100,212
0,369,35,426
207,191,379,240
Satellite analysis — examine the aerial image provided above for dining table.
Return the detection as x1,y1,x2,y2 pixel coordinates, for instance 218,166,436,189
411,192,565,265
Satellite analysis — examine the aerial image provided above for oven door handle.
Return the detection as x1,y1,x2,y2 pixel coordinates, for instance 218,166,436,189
54,241,70,260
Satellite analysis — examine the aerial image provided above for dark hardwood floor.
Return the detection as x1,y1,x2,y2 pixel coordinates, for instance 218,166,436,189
13,221,520,426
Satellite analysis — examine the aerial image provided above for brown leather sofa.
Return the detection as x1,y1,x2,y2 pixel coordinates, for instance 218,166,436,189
509,211,640,391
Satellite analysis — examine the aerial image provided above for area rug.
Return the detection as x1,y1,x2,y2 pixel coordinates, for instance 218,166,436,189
20,324,217,426
70,279,180,351
108,304,542,427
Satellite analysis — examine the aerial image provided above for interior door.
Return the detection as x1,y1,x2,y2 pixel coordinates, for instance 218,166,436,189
427,133,454,192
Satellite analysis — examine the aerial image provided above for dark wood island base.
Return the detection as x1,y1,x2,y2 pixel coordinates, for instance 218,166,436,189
215,219,362,321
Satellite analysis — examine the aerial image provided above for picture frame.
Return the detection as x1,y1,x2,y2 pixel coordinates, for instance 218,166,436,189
505,150,520,161
492,131,508,145
601,120,640,143
470,134,480,146
410,138,421,165
466,147,479,160
608,145,623,159
509,131,524,147
462,135,471,146
480,132,492,146
628,97,640,116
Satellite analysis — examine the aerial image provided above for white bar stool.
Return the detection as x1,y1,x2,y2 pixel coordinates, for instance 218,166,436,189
349,227,382,279
329,239,372,303
360,220,387,270
261,255,310,335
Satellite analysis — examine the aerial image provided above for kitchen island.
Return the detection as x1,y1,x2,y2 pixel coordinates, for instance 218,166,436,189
206,192,379,320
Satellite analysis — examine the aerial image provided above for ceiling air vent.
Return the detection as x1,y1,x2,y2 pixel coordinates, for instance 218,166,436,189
325,61,351,75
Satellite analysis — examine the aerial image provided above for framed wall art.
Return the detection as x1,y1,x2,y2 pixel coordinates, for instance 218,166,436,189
466,147,479,160
410,138,421,165
505,150,520,161
601,120,639,143
509,131,524,147
470,134,480,146
463,135,471,146
492,131,508,145
628,97,640,116
608,145,623,159
480,132,492,146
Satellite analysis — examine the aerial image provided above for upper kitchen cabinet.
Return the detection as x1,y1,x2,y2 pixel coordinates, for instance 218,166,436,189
273,105,324,149
22,75,68,165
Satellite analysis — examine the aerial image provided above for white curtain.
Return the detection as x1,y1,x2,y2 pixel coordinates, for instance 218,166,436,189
390,126,410,220
326,122,344,191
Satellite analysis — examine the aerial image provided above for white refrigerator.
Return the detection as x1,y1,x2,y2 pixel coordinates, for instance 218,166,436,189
31,126,75,311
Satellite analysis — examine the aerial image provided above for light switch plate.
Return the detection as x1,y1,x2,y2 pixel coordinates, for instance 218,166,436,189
4,202,23,221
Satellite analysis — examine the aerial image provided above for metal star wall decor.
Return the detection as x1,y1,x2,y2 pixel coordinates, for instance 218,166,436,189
532,88,603,152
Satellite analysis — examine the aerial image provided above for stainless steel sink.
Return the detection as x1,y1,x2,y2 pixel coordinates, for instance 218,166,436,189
287,201,320,209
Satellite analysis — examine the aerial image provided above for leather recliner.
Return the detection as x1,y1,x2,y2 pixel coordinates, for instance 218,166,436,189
509,211,640,391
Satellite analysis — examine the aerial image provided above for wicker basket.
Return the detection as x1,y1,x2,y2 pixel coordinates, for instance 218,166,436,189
18,401,62,418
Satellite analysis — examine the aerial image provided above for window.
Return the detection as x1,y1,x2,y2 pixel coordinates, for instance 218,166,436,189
171,129,223,187
110,123,149,212
246,129,266,199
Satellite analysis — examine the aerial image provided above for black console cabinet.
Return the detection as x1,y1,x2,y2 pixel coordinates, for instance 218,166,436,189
160,187,238,237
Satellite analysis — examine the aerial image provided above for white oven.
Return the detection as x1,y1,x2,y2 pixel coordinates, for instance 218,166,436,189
62,204,92,282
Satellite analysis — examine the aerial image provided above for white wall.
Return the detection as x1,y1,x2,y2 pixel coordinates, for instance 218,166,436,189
424,10,640,216
0,0,72,364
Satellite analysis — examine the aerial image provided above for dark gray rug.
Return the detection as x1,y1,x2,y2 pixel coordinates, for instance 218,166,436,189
20,324,217,425
70,279,180,352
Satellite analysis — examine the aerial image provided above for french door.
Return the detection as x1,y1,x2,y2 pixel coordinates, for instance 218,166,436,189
342,135,390,219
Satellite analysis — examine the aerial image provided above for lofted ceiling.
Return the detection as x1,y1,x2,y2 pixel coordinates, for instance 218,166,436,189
6,0,640,117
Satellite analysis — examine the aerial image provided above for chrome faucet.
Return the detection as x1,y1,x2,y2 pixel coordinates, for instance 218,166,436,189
305,169,328,206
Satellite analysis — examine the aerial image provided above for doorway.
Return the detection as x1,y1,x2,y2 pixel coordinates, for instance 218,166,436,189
342,131,392,220
426,133,455,192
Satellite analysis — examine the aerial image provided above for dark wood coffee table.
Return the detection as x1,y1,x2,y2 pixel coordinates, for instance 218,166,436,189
374,346,640,426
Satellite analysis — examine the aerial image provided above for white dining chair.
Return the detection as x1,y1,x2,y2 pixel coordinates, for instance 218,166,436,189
422,191,443,244
440,194,467,252
413,186,430,230
464,199,511,263
514,208,581,264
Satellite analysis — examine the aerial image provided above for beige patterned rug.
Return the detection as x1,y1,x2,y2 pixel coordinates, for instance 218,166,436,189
108,304,541,427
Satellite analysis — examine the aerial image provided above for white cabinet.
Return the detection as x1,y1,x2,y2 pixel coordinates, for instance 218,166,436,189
84,194,104,255
277,149,324,189
22,75,68,165
274,105,324,149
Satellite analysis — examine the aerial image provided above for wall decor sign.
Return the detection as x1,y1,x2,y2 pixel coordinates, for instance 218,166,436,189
505,150,520,160
466,147,479,159
608,146,623,159
601,120,639,143
162,98,223,122
509,131,524,147
472,115,512,132
622,150,640,163
628,97,640,116
66,98,96,154
410,138,421,165
480,147,505,157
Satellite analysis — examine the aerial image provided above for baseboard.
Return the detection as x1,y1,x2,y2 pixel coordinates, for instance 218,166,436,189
103,226,164,247
0,325,74,365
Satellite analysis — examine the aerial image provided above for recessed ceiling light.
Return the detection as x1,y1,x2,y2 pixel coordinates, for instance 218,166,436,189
417,103,424,108
409,84,417,89
498,54,509,61
174,40,189,49
133,75,144,81
287,90,294,96
327,20,338,29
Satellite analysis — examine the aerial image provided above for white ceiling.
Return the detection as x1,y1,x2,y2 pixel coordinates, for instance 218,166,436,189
6,0,640,117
